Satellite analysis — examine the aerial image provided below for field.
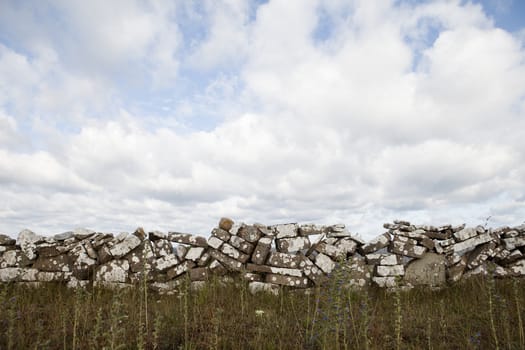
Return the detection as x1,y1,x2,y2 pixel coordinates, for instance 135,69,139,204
0,276,524,350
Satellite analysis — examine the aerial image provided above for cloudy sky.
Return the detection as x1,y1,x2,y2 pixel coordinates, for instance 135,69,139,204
1,0,524,239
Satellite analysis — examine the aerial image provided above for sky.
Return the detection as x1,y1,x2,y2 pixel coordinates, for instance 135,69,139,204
0,0,524,240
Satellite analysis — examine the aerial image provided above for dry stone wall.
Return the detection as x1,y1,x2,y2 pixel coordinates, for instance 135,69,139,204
1,219,524,293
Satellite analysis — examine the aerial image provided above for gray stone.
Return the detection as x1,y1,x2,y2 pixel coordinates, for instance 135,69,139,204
467,242,497,269
276,236,310,253
335,238,358,255
175,245,188,260
33,254,71,272
502,237,525,250
95,260,130,283
109,234,141,258
366,253,401,266
168,232,208,247
299,224,324,235
0,267,21,282
447,258,467,283
208,249,244,271
390,236,427,258
229,235,254,254
154,254,180,272
148,230,167,240
18,229,43,260
73,228,96,240
0,234,16,245
273,223,299,239
211,228,231,242
152,239,173,257
207,236,224,249
97,245,113,264
185,247,205,261
237,225,262,243
246,263,303,277
360,233,390,254
166,260,195,279
265,274,310,288
376,264,404,277
404,253,446,286
248,281,279,295
372,276,397,288
315,242,345,259
508,260,525,276
267,252,304,268
314,253,335,274
452,233,494,254
189,267,209,281
251,237,273,265
220,242,250,263
241,272,263,282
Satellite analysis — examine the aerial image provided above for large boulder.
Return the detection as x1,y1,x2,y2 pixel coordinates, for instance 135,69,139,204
404,253,446,286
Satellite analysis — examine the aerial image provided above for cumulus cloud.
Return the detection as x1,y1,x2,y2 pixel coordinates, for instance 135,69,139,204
0,0,524,239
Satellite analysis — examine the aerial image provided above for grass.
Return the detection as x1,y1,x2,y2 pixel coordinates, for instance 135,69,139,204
0,276,524,349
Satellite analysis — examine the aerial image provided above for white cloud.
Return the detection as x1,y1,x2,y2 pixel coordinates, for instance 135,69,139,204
0,0,525,239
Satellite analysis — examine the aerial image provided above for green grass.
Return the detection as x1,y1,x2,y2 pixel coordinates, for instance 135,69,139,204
0,276,524,349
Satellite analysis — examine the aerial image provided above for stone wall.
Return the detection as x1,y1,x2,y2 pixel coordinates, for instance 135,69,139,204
1,219,524,293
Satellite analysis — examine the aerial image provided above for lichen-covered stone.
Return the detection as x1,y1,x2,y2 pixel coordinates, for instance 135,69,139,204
276,236,310,253
166,261,195,279
314,253,336,274
153,239,173,257
265,274,310,288
109,234,142,258
376,264,405,277
273,223,299,239
251,237,273,265
267,252,304,268
237,225,262,243
248,281,279,295
246,263,303,277
360,233,390,254
18,229,43,260
189,267,209,281
208,249,244,271
154,254,180,272
168,232,208,247
0,234,16,245
452,233,494,254
185,247,205,261
95,260,130,283
33,254,71,272
229,235,254,254
404,253,446,286
220,243,250,263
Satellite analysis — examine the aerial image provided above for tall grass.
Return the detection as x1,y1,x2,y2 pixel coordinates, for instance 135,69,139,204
0,276,523,349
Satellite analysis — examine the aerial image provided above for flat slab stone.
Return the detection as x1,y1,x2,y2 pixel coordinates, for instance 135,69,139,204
211,228,231,242
502,237,525,250
246,263,303,277
267,252,304,268
0,234,16,246
298,224,324,235
208,249,244,271
454,226,484,241
276,236,310,253
189,267,209,281
372,276,397,288
166,260,195,279
315,242,345,259
452,233,494,254
0,267,21,282
220,242,250,263
376,264,405,277
229,235,254,254
273,223,299,239
335,238,358,254
360,233,390,254
208,236,224,249
154,254,180,272
18,229,43,260
366,253,401,266
109,234,142,258
265,273,310,288
251,237,273,265
33,254,71,272
168,232,208,247
314,253,335,274
185,247,205,261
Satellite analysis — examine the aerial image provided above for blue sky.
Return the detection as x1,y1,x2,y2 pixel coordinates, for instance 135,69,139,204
0,0,524,239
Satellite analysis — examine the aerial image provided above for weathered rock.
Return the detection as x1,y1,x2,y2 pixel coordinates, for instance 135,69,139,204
276,236,310,253
148,230,167,240
152,239,173,257
166,261,195,279
376,265,404,277
125,241,155,273
502,237,525,250
175,245,188,260
404,253,446,286
246,263,303,277
390,236,427,258
229,235,254,254
109,234,142,258
0,250,23,268
211,228,231,242
168,232,208,247
208,249,244,271
248,281,279,295
218,217,234,232
508,260,525,276
73,228,96,240
208,259,228,275
335,238,358,255
189,267,209,281
97,245,113,264
208,236,224,249
0,234,16,245
238,225,262,243
33,254,71,272
326,225,353,238
95,260,130,283
154,254,180,272
273,223,299,239
267,252,304,268
185,247,205,261
467,242,497,269
251,237,273,265
366,253,401,266
132,227,146,240
197,252,211,266
18,229,43,260
344,256,371,288
447,258,467,283
265,274,310,288
454,226,484,241
452,233,494,254
0,267,21,282
360,233,390,254
315,242,345,259
314,253,336,274
299,224,324,235
220,243,250,263
241,272,263,282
